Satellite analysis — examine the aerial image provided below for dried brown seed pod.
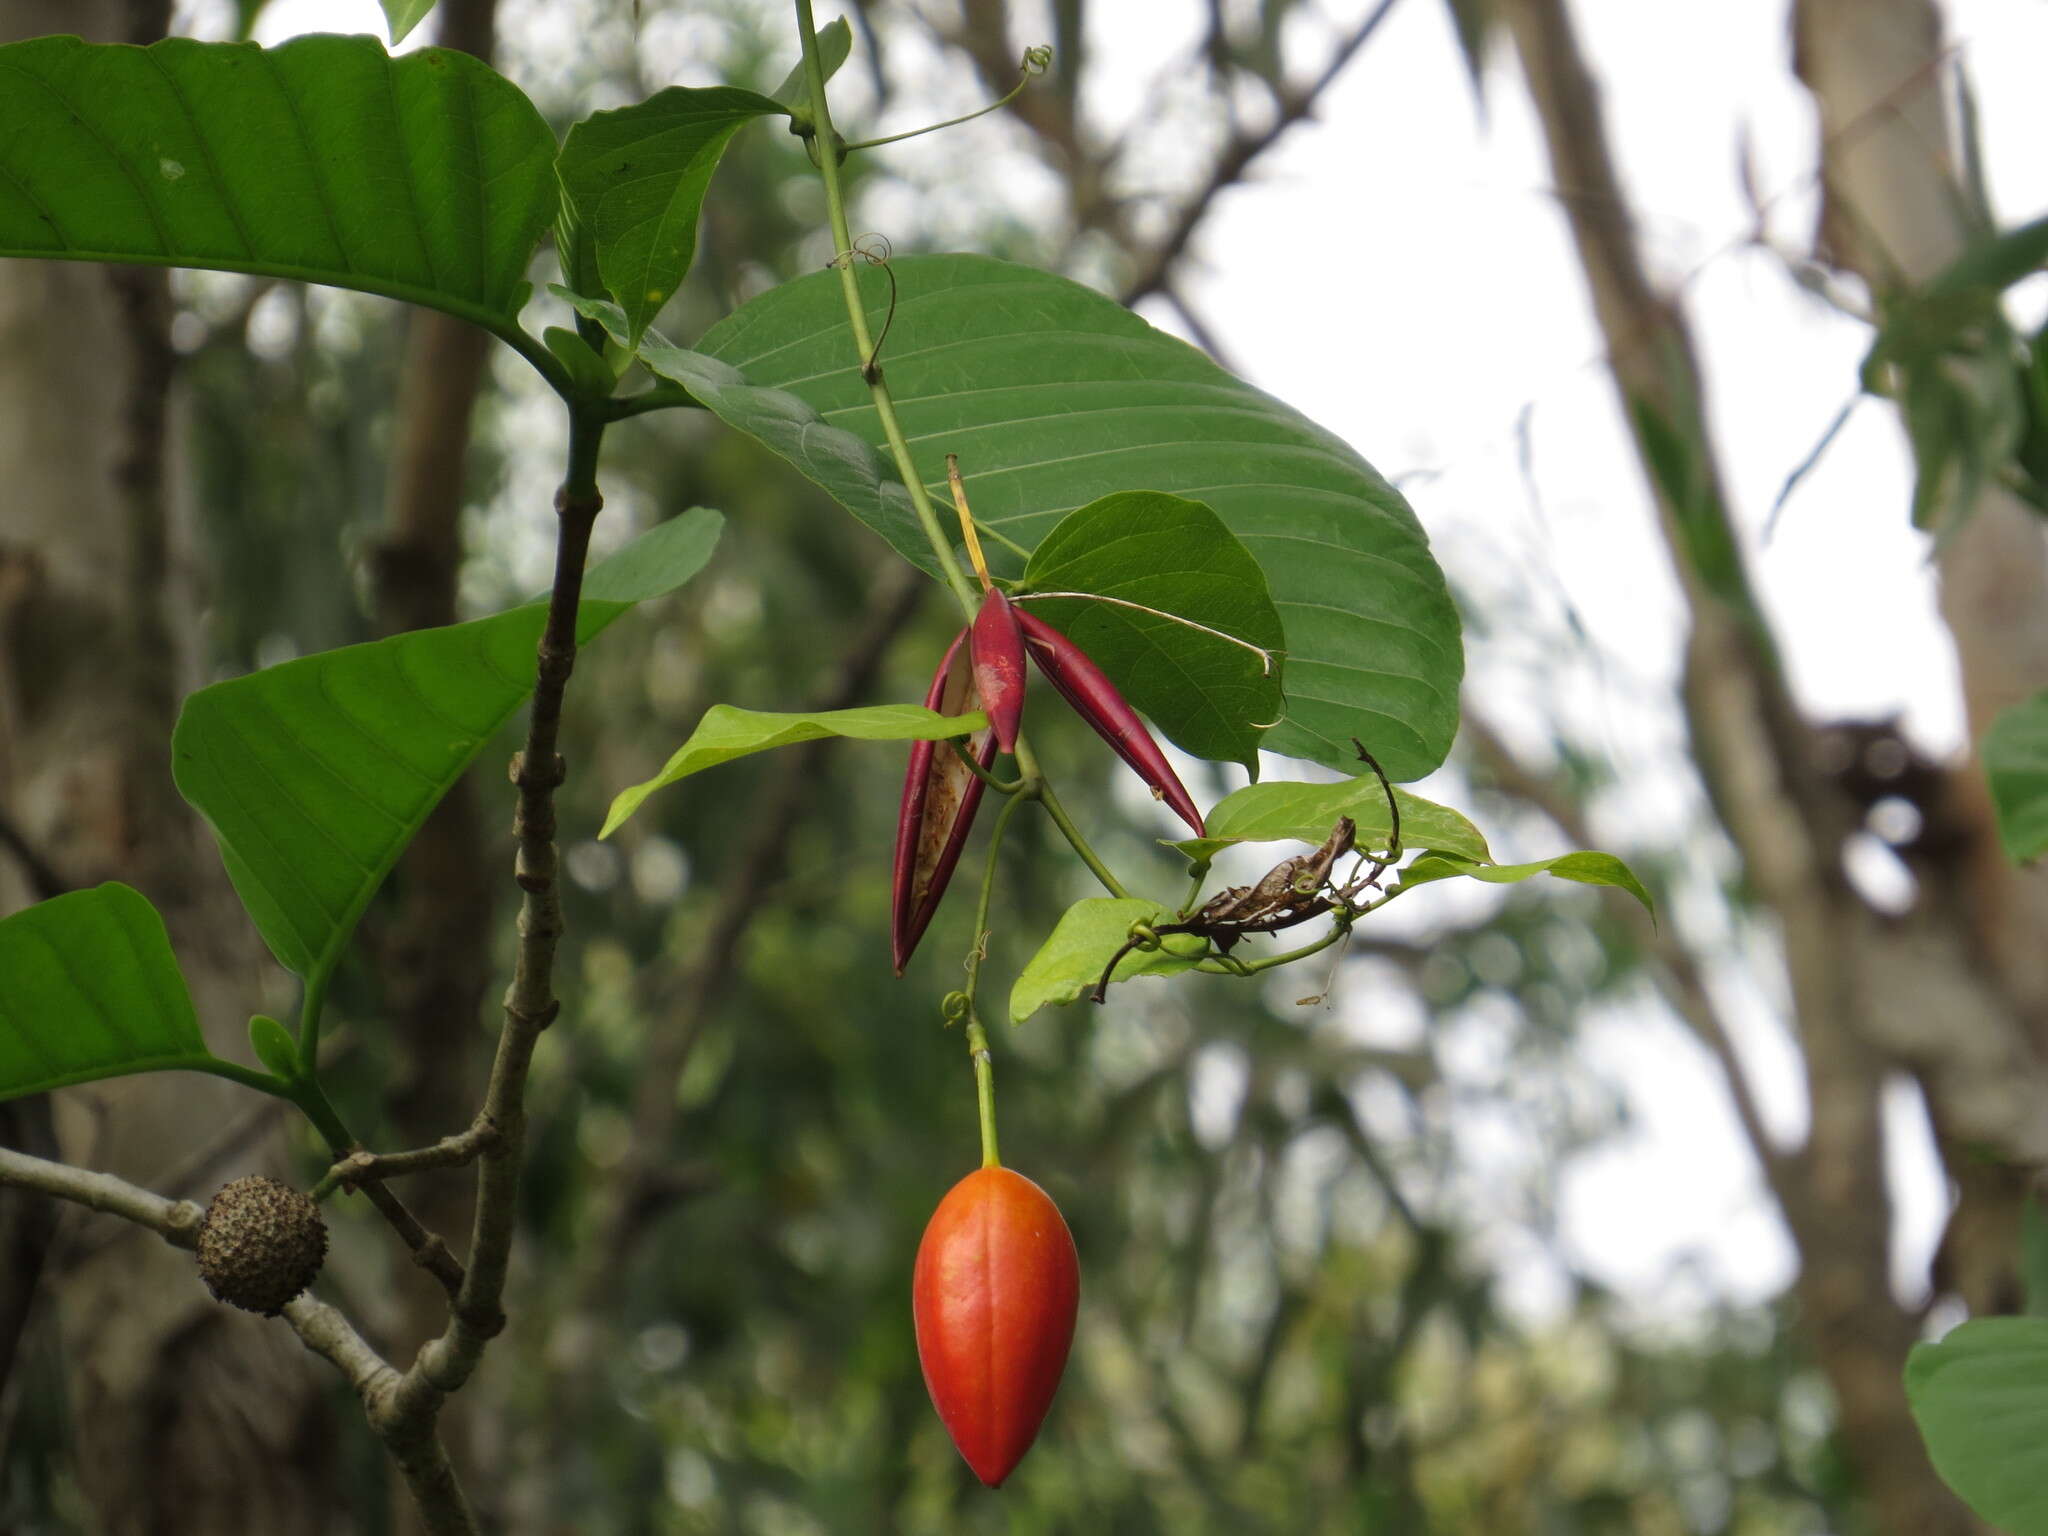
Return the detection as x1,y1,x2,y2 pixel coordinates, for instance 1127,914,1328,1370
195,1175,327,1317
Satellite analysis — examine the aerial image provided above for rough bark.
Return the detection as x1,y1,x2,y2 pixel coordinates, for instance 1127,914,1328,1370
0,3,342,1530
1793,3,2048,1324
1500,0,1989,1529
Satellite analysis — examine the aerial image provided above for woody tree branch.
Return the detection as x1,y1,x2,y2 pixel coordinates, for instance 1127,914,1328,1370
1792,11,2048,1325
1499,1,1974,1529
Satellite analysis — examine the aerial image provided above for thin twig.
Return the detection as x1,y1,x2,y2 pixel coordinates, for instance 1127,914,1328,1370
311,1117,501,1203
1120,0,1405,307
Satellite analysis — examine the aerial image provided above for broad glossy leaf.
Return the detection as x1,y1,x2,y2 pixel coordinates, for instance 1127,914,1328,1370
1906,1318,2048,1532
1391,850,1653,916
1171,778,1490,868
557,86,786,340
642,255,1463,781
0,35,557,332
380,0,438,43
174,510,722,978
0,884,216,1100
602,702,988,838
1985,691,2048,862
1009,898,1206,1024
1016,492,1283,770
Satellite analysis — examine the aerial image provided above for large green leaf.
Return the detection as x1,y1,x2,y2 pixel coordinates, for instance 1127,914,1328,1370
1016,492,1284,771
0,884,217,1100
1985,691,2048,863
639,255,1463,781
1906,1318,2048,1532
0,35,556,332
1009,898,1206,1024
601,702,987,838
173,510,722,978
556,86,786,340
1170,778,1491,868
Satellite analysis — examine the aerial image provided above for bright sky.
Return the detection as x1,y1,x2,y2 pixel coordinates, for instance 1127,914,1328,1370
200,0,2048,1328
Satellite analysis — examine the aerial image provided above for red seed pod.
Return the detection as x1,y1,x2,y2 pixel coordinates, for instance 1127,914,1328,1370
892,629,997,974
1014,608,1205,836
913,1167,1080,1488
970,588,1027,754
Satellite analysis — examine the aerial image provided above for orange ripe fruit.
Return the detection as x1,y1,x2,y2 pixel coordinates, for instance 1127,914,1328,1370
912,1167,1080,1487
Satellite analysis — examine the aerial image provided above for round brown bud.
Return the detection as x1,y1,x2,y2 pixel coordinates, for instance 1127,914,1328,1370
195,1175,327,1317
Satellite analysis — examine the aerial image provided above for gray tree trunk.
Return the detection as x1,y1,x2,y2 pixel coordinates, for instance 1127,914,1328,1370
1499,0,2009,1529
0,3,343,1530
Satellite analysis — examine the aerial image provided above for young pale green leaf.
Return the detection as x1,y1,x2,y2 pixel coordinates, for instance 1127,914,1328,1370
637,255,1463,782
1984,691,2048,862
771,18,853,111
1906,1318,2048,1532
0,35,556,333
174,511,722,979
1009,898,1207,1024
602,704,988,838
1170,778,1491,868
247,1014,303,1082
543,327,617,398
380,0,439,43
0,884,218,1101
1015,492,1284,770
1392,850,1654,916
557,87,787,341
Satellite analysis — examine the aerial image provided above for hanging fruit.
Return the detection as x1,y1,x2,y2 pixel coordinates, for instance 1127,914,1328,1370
912,1166,1079,1487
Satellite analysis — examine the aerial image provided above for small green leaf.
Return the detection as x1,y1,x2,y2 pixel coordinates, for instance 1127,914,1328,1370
248,1014,302,1081
1009,898,1206,1023
1017,492,1284,771
0,36,557,333
1392,850,1654,917
602,703,987,838
543,326,616,398
1906,1317,2048,1531
0,884,219,1101
1171,779,1491,868
175,511,722,978
380,0,438,43
771,18,853,112
557,86,787,341
551,285,631,341
1985,692,2048,863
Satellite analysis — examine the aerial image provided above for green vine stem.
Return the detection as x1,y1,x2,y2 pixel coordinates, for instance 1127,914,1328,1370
840,47,1050,153
795,2,1130,903
794,0,977,619
966,1016,1000,1170
959,790,1026,1171
1027,766,1127,898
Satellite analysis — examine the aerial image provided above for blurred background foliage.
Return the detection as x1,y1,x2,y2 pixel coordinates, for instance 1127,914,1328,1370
0,0,1892,1532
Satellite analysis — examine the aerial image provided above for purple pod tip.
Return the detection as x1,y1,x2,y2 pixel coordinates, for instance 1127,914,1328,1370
1015,608,1205,837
